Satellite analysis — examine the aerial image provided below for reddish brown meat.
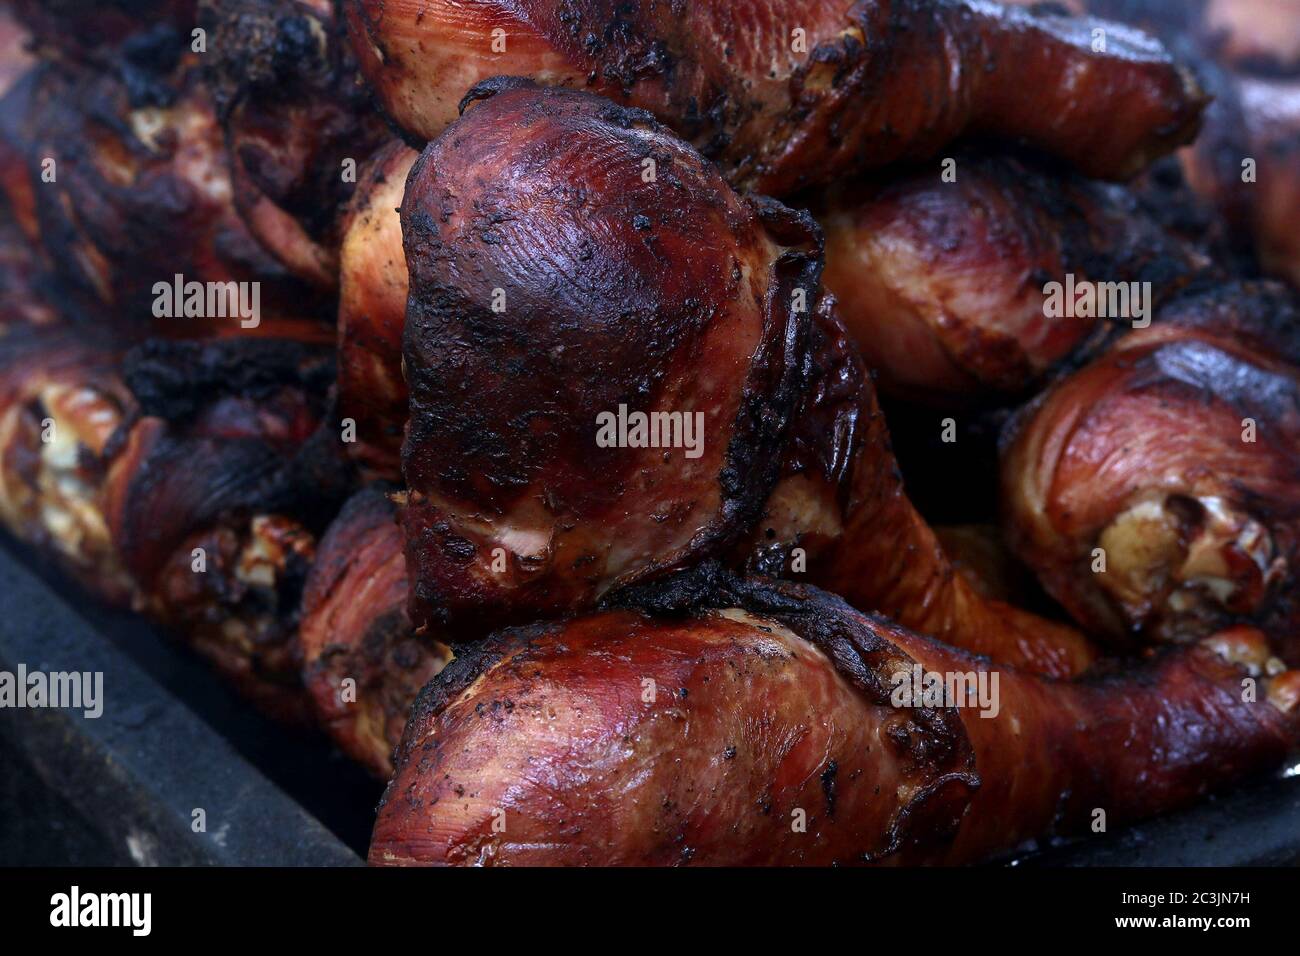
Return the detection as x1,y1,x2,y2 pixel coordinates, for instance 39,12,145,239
752,310,1098,677
337,142,417,480
370,573,1299,866
346,0,1206,192
7,55,333,342
1001,281,1300,661
400,82,817,635
299,485,452,777
819,150,1208,403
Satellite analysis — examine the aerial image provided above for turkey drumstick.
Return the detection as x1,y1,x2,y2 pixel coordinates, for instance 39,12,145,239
396,81,1093,675
345,0,1207,192
370,571,1300,866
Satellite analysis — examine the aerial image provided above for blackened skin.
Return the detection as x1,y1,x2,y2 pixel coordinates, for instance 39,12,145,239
819,149,1209,404
345,0,1206,192
337,142,418,480
370,571,1299,866
400,83,818,635
1001,281,1300,662
199,0,393,289
299,485,452,778
744,302,1098,678
9,56,333,342
0,329,340,721
107,337,354,585
8,0,198,65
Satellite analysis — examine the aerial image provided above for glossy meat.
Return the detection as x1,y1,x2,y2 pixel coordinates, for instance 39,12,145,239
401,82,817,634
819,150,1208,403
346,0,1206,191
753,311,1098,677
337,142,418,479
299,485,452,777
371,572,1299,866
0,325,136,603
1001,281,1300,661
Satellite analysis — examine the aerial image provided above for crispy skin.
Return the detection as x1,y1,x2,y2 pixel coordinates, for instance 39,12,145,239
105,338,353,584
106,338,354,717
199,0,393,289
1001,282,1300,660
819,150,1208,403
299,485,452,778
400,83,818,634
0,330,349,719
391,90,1092,672
737,298,1097,677
345,0,1205,191
370,573,1298,866
337,142,418,480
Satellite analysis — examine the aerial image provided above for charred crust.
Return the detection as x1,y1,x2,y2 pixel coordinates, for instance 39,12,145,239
457,75,539,115
123,337,335,421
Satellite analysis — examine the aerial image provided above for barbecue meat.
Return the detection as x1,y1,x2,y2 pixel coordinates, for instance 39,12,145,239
7,53,333,341
299,485,451,777
345,0,1206,192
1001,281,1300,662
199,0,393,290
371,571,1300,866
337,142,417,480
400,81,817,635
819,150,1208,403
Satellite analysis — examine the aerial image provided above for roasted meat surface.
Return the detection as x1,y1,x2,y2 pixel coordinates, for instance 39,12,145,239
4,50,333,341
371,571,1300,866
345,0,1206,191
199,0,393,290
0,324,355,719
741,300,1099,676
1001,281,1300,662
299,485,451,777
400,81,818,635
2,0,1298,870
819,150,1209,403
336,141,418,479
